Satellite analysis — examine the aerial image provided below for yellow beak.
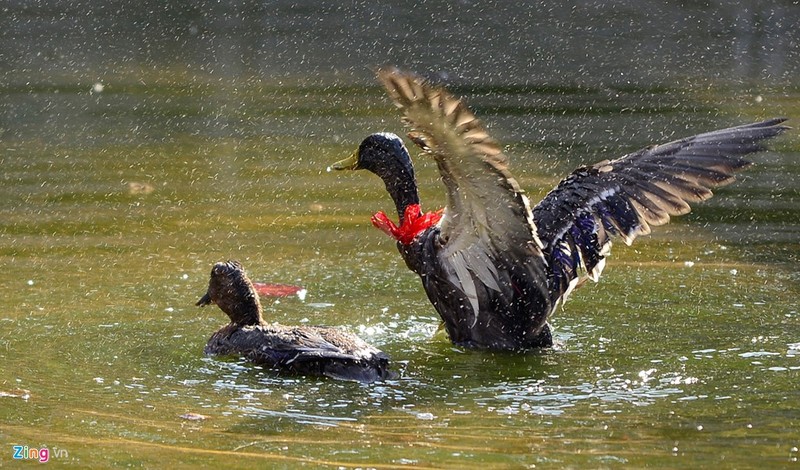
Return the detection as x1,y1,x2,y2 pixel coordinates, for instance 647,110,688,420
330,151,359,171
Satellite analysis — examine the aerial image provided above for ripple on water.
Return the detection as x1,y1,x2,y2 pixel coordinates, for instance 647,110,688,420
236,406,357,427
468,366,701,417
173,309,799,429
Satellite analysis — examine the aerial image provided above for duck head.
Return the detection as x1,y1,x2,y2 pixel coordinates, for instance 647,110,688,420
196,260,264,327
331,133,421,222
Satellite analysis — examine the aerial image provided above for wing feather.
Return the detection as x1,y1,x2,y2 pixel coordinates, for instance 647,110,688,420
377,68,545,304
534,118,788,301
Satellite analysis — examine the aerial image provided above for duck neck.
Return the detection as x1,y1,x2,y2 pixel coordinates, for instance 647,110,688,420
235,302,265,327
387,176,421,223
372,158,421,223
225,288,265,327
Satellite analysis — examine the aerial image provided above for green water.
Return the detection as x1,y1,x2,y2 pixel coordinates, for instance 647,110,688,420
2,2,800,466
1,78,798,468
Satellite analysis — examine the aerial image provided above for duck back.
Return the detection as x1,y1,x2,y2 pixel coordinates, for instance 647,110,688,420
205,323,393,383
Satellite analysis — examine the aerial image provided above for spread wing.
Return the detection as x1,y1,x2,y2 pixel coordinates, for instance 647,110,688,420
533,118,789,301
377,68,545,315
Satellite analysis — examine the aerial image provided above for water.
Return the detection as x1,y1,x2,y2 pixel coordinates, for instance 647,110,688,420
2,2,799,467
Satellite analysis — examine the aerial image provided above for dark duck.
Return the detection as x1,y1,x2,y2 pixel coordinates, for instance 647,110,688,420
332,67,788,352
196,260,392,382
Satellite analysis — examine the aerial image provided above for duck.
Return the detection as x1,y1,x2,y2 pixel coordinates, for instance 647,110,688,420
196,260,392,382
331,67,788,352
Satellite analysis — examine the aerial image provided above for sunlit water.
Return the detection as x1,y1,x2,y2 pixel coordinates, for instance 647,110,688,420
2,2,800,468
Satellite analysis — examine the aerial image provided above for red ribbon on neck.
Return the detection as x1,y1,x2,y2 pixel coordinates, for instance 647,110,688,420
371,204,443,245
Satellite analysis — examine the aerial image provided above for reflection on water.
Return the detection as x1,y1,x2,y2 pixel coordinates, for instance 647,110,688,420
1,1,799,468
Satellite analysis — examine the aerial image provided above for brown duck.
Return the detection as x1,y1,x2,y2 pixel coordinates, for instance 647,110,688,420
332,67,788,352
196,260,392,382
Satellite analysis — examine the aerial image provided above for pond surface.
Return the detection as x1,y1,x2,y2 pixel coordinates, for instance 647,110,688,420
1,2,799,468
